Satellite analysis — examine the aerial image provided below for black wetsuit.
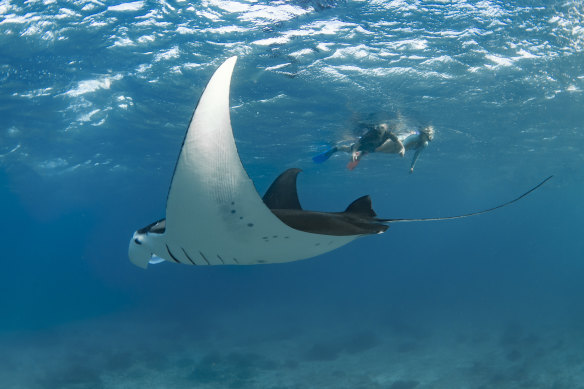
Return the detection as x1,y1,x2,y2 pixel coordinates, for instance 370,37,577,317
354,125,391,154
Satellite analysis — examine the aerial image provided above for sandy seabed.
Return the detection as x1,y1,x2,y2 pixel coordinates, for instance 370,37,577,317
2,307,583,389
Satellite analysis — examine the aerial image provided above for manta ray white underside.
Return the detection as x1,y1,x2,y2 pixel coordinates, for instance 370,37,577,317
129,57,360,268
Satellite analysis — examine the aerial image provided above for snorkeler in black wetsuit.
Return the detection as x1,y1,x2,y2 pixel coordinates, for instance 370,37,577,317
313,123,403,169
313,123,434,173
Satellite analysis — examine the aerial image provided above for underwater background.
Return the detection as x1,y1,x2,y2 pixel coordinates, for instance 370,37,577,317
1,0,583,388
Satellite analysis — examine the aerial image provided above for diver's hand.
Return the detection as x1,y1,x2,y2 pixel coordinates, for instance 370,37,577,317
409,167,414,174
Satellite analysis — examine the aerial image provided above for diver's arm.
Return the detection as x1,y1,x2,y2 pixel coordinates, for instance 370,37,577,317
409,141,428,173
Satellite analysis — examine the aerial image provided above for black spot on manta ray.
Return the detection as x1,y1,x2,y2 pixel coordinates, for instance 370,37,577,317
231,210,236,214
247,223,254,227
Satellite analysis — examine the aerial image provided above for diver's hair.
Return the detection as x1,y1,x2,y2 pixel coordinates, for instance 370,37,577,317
376,122,389,131
420,125,435,139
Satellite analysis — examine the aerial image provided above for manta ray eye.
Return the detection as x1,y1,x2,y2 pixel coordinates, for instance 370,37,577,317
134,238,142,245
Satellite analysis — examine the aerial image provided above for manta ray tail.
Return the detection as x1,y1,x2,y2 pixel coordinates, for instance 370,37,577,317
379,175,553,223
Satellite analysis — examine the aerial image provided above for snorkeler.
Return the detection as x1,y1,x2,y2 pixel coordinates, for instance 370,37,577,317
313,123,435,173
313,123,403,169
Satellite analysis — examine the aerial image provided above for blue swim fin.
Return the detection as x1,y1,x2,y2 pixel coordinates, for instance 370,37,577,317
312,147,337,163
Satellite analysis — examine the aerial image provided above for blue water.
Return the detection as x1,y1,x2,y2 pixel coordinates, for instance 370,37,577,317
1,1,584,388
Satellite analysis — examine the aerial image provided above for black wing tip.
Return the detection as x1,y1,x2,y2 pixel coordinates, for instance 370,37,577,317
290,167,303,173
344,195,377,217
262,168,304,210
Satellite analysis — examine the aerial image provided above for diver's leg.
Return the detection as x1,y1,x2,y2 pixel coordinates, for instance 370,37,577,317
387,132,405,157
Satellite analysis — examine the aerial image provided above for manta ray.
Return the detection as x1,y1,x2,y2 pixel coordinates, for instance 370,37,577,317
129,56,551,269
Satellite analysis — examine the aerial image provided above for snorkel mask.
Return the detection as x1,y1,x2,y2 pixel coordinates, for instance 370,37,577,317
421,125,435,141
